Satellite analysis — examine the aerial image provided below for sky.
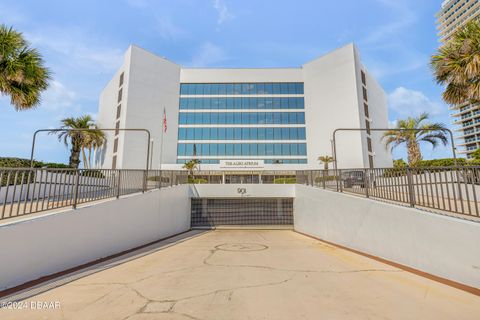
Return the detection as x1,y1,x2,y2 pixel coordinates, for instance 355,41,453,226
0,0,456,164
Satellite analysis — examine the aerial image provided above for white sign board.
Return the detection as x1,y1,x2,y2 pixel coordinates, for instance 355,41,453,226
219,160,265,169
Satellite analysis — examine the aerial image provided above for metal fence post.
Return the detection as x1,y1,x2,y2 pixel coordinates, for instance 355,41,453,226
142,170,147,193
72,170,80,209
406,168,415,207
116,171,122,199
364,168,369,198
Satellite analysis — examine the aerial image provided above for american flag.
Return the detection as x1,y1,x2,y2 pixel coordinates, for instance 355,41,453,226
162,108,167,133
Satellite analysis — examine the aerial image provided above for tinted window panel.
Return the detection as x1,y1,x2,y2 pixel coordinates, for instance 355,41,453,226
297,112,305,124
226,84,234,95
274,144,282,155
218,84,226,95
296,83,304,94
178,128,186,140
218,128,226,140
179,113,187,124
186,128,194,140
234,144,242,155
280,83,289,94
180,84,188,95
298,127,306,139
257,83,265,94
258,144,266,155
288,83,296,94
203,84,211,95
265,83,273,94
177,144,185,156
202,128,210,140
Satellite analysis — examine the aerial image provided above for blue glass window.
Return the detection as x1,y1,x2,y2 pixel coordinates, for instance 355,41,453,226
187,84,195,95
280,83,288,94
204,84,211,95
179,113,187,124
226,128,234,140
241,112,250,124
273,98,281,109
234,113,242,124
291,144,299,155
218,98,226,109
265,98,273,109
281,113,289,124
280,98,289,109
195,84,203,95
250,112,258,124
274,128,282,140
258,128,265,140
186,128,194,140
274,144,282,155
202,113,210,124
178,128,186,140
201,143,209,156
288,98,296,109
258,143,266,155
202,128,210,140
282,143,290,155
296,83,304,94
234,83,242,95
258,97,265,109
218,128,226,140
250,144,258,155
194,128,202,140
266,128,274,140
177,144,185,156
281,128,289,140
241,143,249,156
297,112,305,124
273,113,281,124
258,112,266,124
264,83,272,94
211,112,219,124
180,84,188,95
257,83,265,94
288,83,296,94
211,84,219,95
211,128,218,140
226,84,234,95
226,113,234,124
218,143,226,155
226,144,234,156
234,128,242,140
266,144,274,155
297,98,305,109
289,112,297,123
241,83,249,94
298,127,306,139
218,84,226,95
226,98,234,109
242,128,250,140
185,144,193,156
234,144,242,155
210,143,218,155
272,83,280,94
250,128,258,140
179,98,187,109
298,143,307,155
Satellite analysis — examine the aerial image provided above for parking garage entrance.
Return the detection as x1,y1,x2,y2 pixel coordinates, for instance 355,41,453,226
191,198,294,227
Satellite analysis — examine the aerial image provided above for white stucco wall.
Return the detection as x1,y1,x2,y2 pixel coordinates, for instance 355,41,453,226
294,184,480,288
0,186,191,291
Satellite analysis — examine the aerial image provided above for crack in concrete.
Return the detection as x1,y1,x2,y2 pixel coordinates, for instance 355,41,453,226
203,246,402,274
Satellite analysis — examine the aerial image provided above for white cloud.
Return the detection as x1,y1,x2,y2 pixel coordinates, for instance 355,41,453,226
189,42,228,66
388,87,443,117
213,0,233,25
155,15,187,40
42,80,76,111
26,29,124,73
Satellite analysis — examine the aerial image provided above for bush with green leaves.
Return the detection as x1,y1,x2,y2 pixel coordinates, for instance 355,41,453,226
188,177,208,184
273,177,296,184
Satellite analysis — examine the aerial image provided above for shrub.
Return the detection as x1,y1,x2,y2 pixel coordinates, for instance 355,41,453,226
0,157,68,168
273,177,296,184
188,177,208,184
80,170,105,178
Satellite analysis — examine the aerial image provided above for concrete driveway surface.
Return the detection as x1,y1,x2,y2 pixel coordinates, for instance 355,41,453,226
0,229,479,319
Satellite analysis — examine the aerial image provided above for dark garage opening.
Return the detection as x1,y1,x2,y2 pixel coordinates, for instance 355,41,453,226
191,198,294,227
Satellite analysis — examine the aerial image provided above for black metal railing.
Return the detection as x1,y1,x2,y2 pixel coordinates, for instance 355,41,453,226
1,166,479,222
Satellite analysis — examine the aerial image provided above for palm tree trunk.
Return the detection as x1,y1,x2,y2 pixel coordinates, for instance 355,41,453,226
324,162,328,170
70,145,81,169
81,148,88,169
407,140,422,165
88,146,92,169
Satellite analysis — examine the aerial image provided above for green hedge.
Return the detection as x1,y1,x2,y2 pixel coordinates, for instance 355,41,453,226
0,157,69,168
188,177,208,184
414,158,468,167
273,177,296,184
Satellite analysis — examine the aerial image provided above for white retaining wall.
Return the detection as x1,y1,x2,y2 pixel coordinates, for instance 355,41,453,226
0,185,191,291
294,184,480,288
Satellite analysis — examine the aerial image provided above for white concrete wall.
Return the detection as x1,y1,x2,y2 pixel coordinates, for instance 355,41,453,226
294,184,480,288
0,186,191,291
302,44,374,169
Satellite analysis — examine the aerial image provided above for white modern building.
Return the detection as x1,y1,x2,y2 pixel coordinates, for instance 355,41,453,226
95,43,392,171
436,0,480,158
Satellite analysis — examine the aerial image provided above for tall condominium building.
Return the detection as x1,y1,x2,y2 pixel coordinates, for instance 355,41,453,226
436,0,480,158
95,44,392,171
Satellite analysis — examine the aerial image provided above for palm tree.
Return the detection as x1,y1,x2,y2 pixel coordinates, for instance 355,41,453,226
0,24,50,110
318,155,334,170
431,20,480,105
382,113,449,166
81,128,106,169
183,159,201,182
53,115,98,168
